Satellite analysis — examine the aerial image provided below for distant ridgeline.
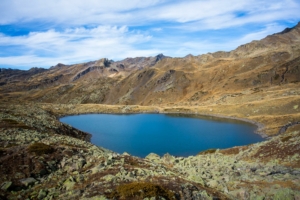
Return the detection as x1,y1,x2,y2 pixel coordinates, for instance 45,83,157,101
0,23,299,107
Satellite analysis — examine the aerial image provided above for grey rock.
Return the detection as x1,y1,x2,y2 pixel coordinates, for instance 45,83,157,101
78,158,86,169
206,180,218,188
145,153,161,163
102,174,116,182
122,152,130,156
19,177,37,187
1,181,12,191
63,179,75,190
229,189,250,200
162,153,175,163
38,189,47,199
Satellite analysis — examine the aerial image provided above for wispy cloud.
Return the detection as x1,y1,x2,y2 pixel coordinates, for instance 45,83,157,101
0,0,163,25
0,26,157,69
163,0,300,31
194,24,287,54
0,0,299,69
1,0,298,28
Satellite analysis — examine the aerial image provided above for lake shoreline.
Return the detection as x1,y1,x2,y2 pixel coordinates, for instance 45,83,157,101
59,110,268,139
175,112,268,138
60,112,266,157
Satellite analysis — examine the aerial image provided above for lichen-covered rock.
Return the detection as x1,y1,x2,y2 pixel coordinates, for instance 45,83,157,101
206,180,219,188
229,189,250,200
19,177,37,187
63,178,75,190
273,188,294,200
145,153,161,163
0,181,12,191
38,189,47,199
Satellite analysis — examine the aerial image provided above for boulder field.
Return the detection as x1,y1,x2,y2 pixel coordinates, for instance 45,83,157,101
0,103,299,199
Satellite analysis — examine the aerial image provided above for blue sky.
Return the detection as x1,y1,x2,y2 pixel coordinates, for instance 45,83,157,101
0,0,299,69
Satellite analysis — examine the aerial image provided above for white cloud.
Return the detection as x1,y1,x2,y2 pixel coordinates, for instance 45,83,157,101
0,0,164,25
149,0,250,23
1,0,299,27
146,23,289,57
0,22,297,69
235,23,286,44
0,26,158,69
165,0,300,31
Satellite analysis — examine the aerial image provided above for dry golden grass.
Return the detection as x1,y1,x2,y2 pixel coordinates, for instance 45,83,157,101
28,142,54,155
0,119,33,129
197,149,217,155
108,182,175,200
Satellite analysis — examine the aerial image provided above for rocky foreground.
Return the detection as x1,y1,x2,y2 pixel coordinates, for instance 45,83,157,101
0,103,300,200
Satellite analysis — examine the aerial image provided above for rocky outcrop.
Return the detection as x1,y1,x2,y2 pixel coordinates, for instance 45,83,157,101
278,121,300,134
151,53,167,66
275,22,300,35
157,70,175,84
50,63,67,69
73,66,103,81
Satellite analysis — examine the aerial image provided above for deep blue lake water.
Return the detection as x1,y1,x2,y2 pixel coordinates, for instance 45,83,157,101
60,113,264,157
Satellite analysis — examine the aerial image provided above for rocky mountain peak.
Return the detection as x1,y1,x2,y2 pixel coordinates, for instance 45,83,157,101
155,53,166,62
96,58,111,67
50,63,66,69
275,21,300,35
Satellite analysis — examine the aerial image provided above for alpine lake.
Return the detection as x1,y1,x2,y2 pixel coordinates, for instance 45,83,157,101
60,113,265,158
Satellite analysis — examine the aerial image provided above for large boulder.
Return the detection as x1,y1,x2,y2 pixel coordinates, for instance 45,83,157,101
145,153,161,163
1,181,12,191
19,177,37,187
